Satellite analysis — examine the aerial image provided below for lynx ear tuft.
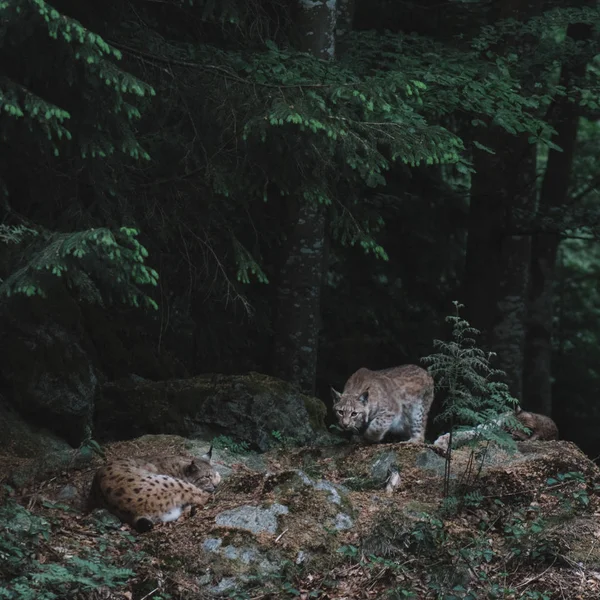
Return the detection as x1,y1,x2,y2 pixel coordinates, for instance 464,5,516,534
202,444,214,461
331,387,342,402
358,390,369,404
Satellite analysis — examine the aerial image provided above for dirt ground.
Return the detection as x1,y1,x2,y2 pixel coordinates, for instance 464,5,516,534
2,436,600,599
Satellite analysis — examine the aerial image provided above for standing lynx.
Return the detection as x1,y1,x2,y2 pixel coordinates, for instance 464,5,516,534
331,365,434,443
88,450,221,533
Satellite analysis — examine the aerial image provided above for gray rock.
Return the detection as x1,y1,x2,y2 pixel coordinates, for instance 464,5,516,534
204,537,282,575
202,537,223,552
223,545,266,566
214,504,289,535
333,513,354,531
315,480,345,505
415,449,451,477
185,440,268,478
370,450,400,484
208,577,239,595
223,545,241,561
56,484,79,503
295,470,348,505
98,372,327,451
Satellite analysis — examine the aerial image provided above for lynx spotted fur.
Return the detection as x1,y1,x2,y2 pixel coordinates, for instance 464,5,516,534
88,450,221,533
332,365,434,443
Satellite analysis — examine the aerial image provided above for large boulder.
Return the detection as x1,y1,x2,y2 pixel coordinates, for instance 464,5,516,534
0,289,98,446
0,400,71,458
0,399,94,487
96,372,328,450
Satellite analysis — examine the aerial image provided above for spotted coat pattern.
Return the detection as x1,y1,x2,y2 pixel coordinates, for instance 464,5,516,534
88,454,221,532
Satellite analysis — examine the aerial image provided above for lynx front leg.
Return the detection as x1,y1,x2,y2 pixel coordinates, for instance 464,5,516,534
363,420,387,443
351,433,368,445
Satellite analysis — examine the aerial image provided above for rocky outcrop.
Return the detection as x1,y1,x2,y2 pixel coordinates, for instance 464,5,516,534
0,290,98,446
0,400,94,487
5,434,599,600
0,401,70,458
96,372,329,450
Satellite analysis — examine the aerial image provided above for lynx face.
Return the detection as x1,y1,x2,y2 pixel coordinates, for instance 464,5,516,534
175,457,221,492
332,390,369,432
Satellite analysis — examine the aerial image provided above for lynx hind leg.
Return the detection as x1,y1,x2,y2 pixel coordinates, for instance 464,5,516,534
410,384,435,443
407,403,427,443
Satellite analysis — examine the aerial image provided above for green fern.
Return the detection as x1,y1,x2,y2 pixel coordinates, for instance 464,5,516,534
422,301,521,496
0,500,135,600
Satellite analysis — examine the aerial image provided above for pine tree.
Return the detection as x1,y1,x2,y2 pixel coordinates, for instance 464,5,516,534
0,0,157,306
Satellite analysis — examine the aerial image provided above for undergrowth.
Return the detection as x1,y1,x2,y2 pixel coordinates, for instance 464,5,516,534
336,468,595,600
0,495,137,599
212,434,251,454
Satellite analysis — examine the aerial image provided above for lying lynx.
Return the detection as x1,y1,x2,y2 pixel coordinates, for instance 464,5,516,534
332,365,434,443
512,407,558,441
433,407,559,453
88,449,221,532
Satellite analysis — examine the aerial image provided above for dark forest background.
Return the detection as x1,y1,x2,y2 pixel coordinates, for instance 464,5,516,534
1,0,599,456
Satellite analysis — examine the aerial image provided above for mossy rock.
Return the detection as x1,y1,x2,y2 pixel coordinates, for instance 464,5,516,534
97,371,328,451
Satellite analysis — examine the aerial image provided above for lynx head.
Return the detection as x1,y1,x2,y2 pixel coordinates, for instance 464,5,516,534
179,446,221,492
331,387,370,432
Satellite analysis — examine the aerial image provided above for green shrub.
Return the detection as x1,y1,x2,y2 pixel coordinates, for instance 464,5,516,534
0,499,135,600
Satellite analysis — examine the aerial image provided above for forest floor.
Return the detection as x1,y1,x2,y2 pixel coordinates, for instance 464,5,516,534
2,435,600,599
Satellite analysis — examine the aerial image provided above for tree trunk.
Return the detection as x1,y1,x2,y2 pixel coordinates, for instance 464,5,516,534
290,0,336,58
463,0,547,401
523,22,590,415
335,0,355,55
272,200,326,393
464,131,536,401
272,1,337,393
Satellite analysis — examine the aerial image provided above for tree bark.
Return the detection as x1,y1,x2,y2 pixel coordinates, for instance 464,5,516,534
523,22,590,415
272,1,337,393
272,200,327,393
290,0,336,58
